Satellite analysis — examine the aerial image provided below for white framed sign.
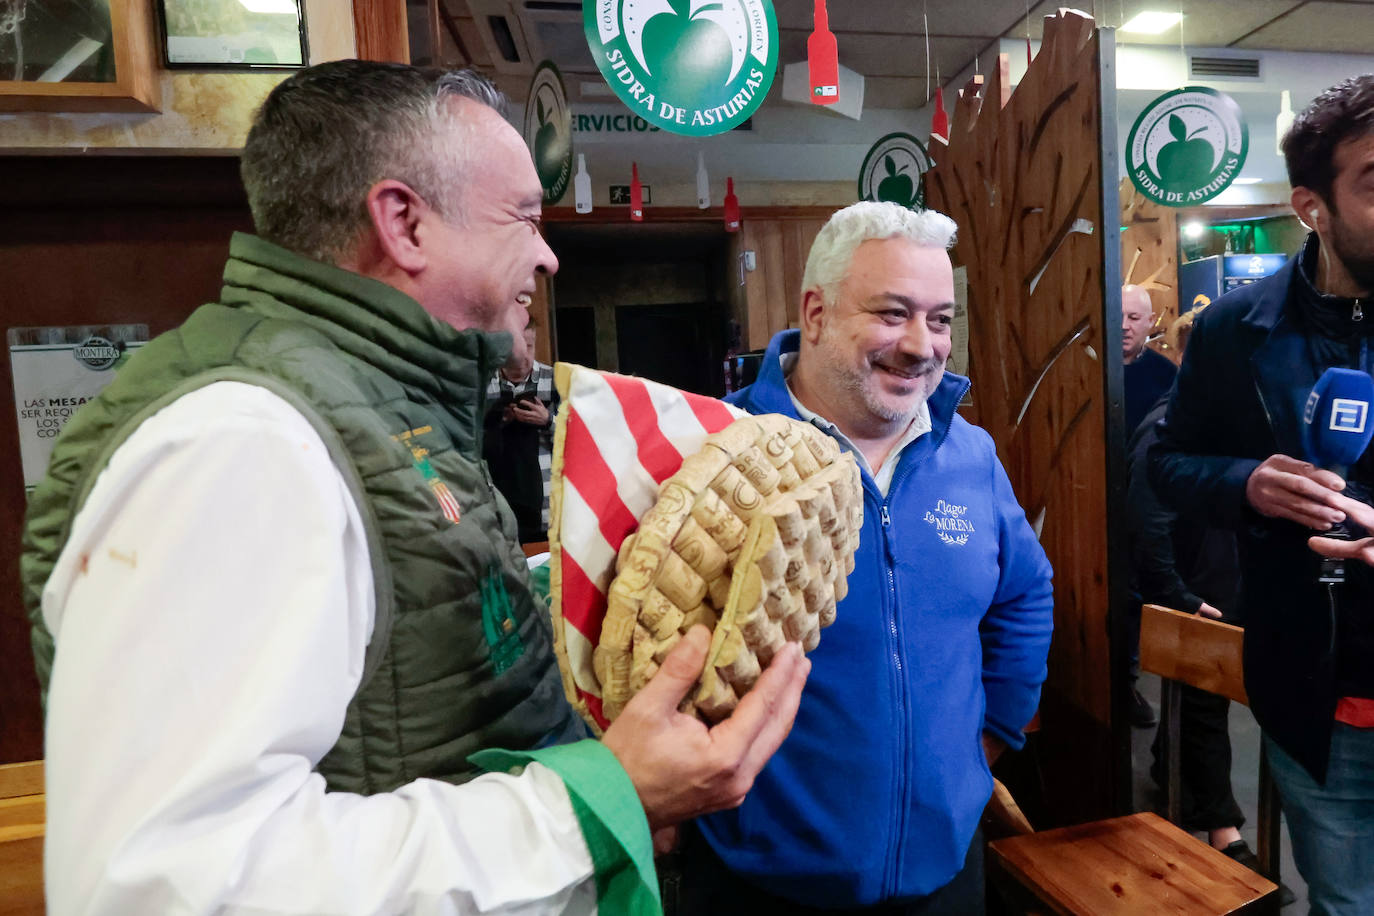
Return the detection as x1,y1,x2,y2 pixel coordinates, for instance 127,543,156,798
9,325,147,490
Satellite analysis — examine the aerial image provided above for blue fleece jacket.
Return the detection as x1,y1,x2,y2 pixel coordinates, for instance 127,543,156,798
698,330,1055,906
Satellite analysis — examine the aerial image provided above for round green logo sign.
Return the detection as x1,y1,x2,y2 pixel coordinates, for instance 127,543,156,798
859,133,932,210
584,0,778,137
524,61,572,205
1126,86,1248,207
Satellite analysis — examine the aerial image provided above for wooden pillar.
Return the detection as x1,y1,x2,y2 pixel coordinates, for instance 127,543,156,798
352,0,410,63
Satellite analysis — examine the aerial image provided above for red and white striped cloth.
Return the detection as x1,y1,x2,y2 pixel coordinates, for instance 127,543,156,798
549,363,745,731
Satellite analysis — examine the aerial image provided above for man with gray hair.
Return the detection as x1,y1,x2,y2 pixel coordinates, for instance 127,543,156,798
680,201,1055,913
21,60,808,915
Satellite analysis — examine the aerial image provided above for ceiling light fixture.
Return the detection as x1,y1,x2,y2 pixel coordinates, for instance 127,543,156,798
1183,221,1205,239
1120,11,1183,34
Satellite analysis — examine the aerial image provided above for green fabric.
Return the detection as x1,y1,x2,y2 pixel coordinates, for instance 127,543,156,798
22,232,586,794
472,740,660,915
529,561,552,606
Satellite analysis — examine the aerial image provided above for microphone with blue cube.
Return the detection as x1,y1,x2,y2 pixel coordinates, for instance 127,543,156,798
1301,367,1374,583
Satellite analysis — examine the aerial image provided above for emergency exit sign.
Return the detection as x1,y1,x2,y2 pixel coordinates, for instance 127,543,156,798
609,185,651,205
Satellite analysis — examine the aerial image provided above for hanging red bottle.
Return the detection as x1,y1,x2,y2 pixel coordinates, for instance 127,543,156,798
808,0,838,105
630,162,644,222
723,177,741,233
931,88,949,146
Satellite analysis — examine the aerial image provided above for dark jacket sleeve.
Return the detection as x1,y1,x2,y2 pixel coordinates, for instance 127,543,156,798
1148,305,1262,528
1127,401,1203,613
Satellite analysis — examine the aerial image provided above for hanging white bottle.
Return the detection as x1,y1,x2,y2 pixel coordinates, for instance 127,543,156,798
1275,90,1295,156
574,153,593,214
696,152,710,210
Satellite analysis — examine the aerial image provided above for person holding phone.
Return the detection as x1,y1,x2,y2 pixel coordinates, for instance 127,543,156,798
484,312,557,543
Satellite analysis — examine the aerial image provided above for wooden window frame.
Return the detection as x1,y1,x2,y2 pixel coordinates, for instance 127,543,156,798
0,0,160,113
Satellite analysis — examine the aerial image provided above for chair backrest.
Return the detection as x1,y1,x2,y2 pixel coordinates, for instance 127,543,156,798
0,761,42,800
0,761,44,915
1138,604,1248,705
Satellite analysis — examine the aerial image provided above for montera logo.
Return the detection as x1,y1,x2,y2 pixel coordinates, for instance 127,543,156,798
1330,398,1368,434
72,336,121,370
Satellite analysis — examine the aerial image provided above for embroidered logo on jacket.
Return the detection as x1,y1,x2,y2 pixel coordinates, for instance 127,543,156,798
481,564,525,675
393,428,462,525
923,499,974,546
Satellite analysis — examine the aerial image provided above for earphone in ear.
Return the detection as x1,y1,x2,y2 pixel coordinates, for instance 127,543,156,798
1311,209,1320,221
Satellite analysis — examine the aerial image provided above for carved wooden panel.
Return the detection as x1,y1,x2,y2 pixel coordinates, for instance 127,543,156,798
925,10,1125,823
1120,180,1180,363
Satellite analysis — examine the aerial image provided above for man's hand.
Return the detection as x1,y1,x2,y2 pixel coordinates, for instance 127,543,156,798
982,733,1006,768
1197,602,1223,619
509,398,550,427
1244,454,1347,529
601,625,810,831
1309,491,1374,567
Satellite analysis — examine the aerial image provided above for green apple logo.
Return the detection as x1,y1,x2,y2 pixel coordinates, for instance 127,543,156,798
523,62,571,203
858,133,931,210
533,96,569,192
1156,114,1216,192
641,0,732,99
1127,88,1248,207
876,156,918,208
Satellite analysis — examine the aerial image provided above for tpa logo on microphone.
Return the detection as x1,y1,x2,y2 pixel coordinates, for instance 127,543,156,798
1330,398,1369,434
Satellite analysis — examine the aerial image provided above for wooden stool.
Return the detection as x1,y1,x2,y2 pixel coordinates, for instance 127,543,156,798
0,760,44,916
1140,604,1284,883
989,811,1276,915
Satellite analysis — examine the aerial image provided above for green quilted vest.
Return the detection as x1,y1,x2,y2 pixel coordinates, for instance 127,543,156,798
22,233,584,794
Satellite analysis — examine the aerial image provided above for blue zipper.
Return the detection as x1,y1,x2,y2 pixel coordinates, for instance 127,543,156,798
877,494,906,896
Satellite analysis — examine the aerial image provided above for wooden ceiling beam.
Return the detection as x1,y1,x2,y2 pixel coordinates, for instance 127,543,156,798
438,0,474,65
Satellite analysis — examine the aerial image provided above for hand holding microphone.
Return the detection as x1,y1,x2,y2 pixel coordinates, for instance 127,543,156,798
1297,368,1374,580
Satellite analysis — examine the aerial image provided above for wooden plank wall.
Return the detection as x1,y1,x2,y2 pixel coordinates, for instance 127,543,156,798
1120,181,1181,363
924,11,1128,823
739,218,828,350
0,157,253,763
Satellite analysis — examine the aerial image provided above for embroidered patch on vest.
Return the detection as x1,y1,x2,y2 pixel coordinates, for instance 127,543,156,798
481,564,525,675
398,436,462,525
923,499,974,546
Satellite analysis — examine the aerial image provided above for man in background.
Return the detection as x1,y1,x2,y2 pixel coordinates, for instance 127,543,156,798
485,311,557,543
680,201,1054,914
1122,284,1177,440
21,60,807,915
1152,75,1374,914
1121,283,1178,729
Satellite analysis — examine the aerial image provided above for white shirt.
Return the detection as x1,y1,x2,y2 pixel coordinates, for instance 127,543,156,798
40,381,597,916
779,353,932,496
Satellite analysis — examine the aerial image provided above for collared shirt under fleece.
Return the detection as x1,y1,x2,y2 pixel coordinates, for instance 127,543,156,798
32,235,657,915
698,329,1055,907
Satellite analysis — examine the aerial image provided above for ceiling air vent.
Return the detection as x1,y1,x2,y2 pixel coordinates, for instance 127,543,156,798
1189,56,1261,80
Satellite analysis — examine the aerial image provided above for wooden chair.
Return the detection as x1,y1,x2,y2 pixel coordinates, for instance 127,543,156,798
1139,604,1284,885
0,760,45,916
983,623,1281,916
988,806,1276,915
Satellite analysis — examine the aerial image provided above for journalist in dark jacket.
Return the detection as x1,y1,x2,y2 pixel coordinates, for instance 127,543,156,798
1152,74,1374,916
1149,240,1374,784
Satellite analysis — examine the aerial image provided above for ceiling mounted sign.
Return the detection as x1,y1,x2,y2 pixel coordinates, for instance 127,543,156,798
1127,86,1249,207
584,0,779,137
858,132,932,210
524,61,573,204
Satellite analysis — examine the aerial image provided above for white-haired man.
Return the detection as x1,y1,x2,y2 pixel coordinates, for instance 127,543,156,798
679,202,1055,913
